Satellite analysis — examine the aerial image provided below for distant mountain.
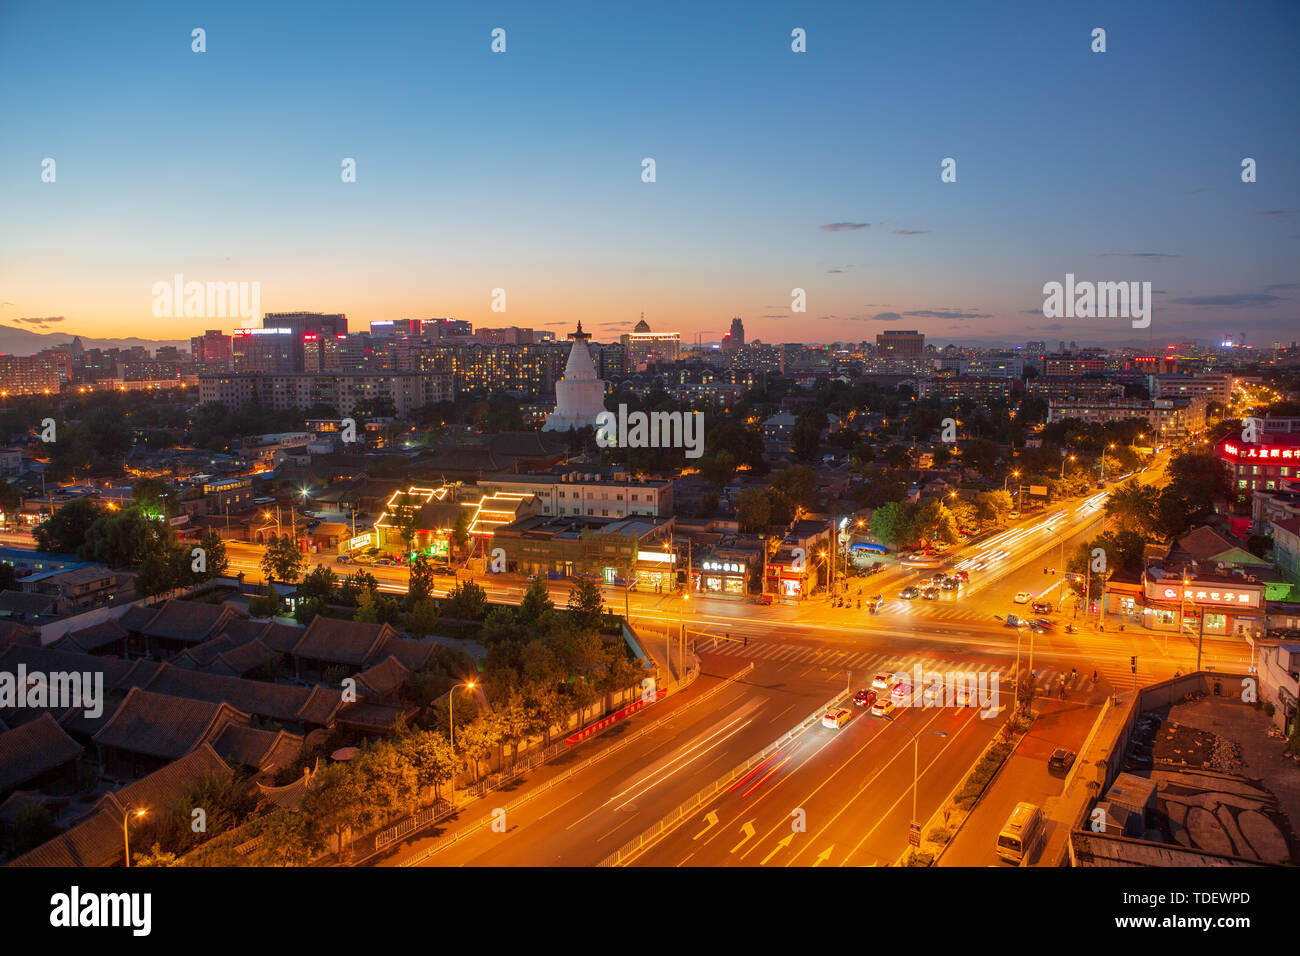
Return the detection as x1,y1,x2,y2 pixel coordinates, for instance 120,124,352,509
0,325,188,356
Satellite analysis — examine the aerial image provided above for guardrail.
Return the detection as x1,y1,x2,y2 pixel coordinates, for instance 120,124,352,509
597,684,849,867
396,662,748,867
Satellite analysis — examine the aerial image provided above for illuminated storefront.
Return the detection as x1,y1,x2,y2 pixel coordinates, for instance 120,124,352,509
1217,433,1300,507
1140,574,1265,640
635,549,677,591
695,558,747,596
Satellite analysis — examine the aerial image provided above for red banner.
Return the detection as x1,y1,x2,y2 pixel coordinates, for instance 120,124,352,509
566,691,663,746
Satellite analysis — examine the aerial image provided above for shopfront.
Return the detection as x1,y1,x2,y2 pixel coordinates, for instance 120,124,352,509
1141,575,1265,641
635,549,677,592
695,558,748,597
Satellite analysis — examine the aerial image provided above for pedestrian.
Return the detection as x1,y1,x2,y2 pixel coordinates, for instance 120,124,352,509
1092,669,1098,683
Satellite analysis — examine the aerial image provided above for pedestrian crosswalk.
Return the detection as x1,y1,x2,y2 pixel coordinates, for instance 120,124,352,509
700,636,1136,695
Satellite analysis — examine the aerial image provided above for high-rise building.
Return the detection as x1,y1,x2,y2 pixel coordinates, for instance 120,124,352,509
722,317,745,353
233,327,296,372
876,330,925,357
190,329,233,366
622,316,680,370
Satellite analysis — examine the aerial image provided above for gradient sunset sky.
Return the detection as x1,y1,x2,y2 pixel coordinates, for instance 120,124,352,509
2,0,1297,347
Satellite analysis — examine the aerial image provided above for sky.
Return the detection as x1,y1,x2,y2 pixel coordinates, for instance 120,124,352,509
1,0,1297,349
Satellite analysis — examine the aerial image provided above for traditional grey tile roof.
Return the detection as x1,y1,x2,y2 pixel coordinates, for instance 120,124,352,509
9,744,233,867
209,724,303,775
117,604,162,633
290,617,395,667
355,655,411,699
141,663,342,728
91,687,248,761
0,713,82,793
136,599,241,646
209,639,276,677
0,591,59,616
53,618,129,653
0,622,39,647
382,637,436,672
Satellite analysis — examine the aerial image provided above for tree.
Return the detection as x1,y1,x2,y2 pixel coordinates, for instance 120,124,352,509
406,598,439,638
441,581,488,621
869,501,913,547
518,575,553,624
912,499,958,549
298,563,337,602
300,762,369,861
568,578,605,632
974,490,1012,528
0,480,22,515
194,530,228,580
736,488,771,533
131,477,174,516
356,589,402,625
699,450,736,489
1105,479,1161,539
390,491,422,557
82,506,172,568
261,534,304,584
407,554,436,607
34,498,103,554
451,508,472,560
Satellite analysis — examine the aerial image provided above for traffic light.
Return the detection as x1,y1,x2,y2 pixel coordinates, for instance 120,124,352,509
1130,656,1136,673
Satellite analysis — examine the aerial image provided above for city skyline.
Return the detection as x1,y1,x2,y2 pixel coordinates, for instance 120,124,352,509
2,1,1297,347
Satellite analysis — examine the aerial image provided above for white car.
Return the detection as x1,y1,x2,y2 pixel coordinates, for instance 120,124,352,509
822,707,851,730
1013,591,1033,604
871,672,892,692
891,681,911,702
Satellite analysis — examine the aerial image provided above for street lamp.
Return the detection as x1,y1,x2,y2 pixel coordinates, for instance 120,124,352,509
1003,469,1020,492
880,713,946,847
123,807,147,867
448,681,476,751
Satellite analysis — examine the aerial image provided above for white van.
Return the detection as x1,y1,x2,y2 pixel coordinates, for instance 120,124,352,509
996,802,1044,864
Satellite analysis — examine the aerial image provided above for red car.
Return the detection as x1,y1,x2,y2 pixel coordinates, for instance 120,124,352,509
853,689,876,707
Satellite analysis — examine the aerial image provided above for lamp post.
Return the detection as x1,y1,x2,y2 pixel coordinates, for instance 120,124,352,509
1003,469,1020,492
881,713,946,847
123,807,147,867
448,680,477,801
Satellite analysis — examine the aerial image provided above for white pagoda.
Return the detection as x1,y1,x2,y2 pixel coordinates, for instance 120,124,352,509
543,322,608,432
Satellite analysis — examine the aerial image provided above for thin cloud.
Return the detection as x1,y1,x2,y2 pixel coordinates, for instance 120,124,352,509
819,222,869,232
1263,283,1298,292
1177,187,1210,195
1171,294,1281,307
15,316,65,326
874,312,904,322
1097,252,1181,259
892,229,929,235
903,309,993,319
1255,210,1292,220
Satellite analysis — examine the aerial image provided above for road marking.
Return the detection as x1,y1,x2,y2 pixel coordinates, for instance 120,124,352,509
759,833,794,865
812,845,834,866
692,811,719,840
730,820,756,854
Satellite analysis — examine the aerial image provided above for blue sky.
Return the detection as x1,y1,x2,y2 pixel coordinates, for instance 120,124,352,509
1,0,1297,347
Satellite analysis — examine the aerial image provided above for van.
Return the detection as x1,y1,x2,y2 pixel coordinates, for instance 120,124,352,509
996,802,1044,864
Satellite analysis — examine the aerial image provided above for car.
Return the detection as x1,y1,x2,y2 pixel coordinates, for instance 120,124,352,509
336,554,352,564
870,696,894,717
1013,591,1032,604
953,684,975,707
899,587,920,600
865,561,885,575
1009,511,1021,519
432,566,456,576
375,557,397,567
1003,613,1025,628
970,559,987,571
852,689,876,707
891,680,911,702
822,707,852,729
941,578,960,591
921,683,941,705
952,570,970,583
921,586,940,600
871,672,893,692
1031,618,1053,631
1031,601,1054,615
1048,748,1077,774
